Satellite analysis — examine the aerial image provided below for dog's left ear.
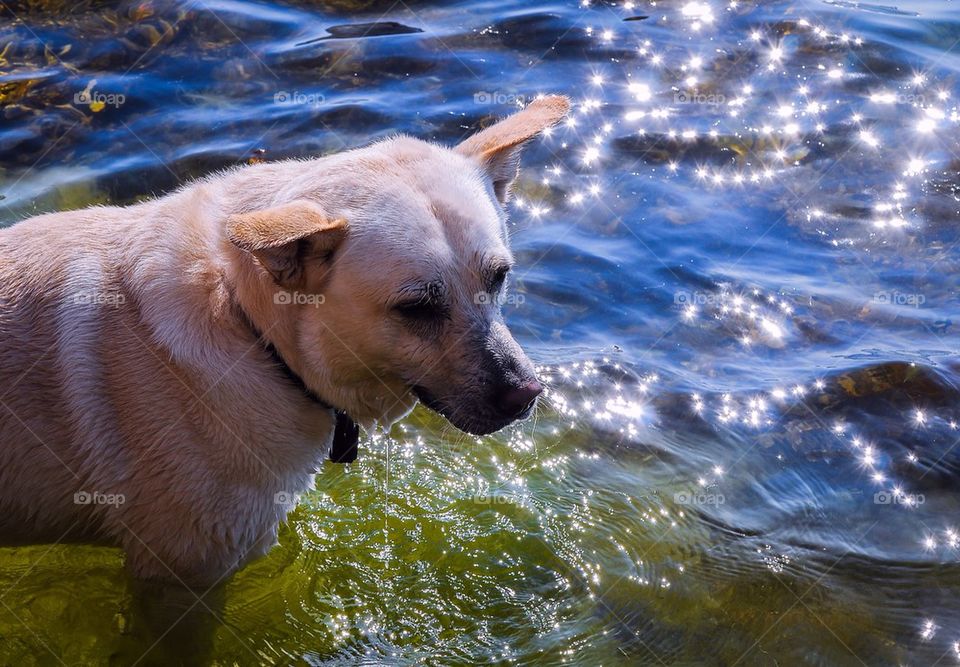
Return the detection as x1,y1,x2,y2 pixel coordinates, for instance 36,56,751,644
226,199,347,288
455,95,570,203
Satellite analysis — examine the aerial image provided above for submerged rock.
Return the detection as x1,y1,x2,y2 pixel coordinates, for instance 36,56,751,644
296,21,423,45
814,362,960,412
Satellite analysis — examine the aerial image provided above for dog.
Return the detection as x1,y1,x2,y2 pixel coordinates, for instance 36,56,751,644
0,95,569,586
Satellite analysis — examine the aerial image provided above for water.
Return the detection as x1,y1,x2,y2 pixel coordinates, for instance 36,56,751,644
1,0,960,664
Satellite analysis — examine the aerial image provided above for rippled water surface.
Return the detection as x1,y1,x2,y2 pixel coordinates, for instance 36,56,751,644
2,0,960,664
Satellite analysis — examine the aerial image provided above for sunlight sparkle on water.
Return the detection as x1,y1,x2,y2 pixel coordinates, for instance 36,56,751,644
501,6,960,655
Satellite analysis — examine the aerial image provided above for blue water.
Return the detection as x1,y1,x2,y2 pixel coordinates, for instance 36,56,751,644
1,0,960,664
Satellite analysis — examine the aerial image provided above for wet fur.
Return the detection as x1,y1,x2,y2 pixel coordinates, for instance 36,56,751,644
0,96,569,585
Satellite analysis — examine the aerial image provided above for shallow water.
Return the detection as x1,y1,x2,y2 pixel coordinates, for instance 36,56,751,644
1,0,960,664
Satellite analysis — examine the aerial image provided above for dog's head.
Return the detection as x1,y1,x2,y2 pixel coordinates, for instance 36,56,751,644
226,96,569,435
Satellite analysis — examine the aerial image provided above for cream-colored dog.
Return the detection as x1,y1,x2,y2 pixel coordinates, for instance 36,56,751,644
0,96,569,586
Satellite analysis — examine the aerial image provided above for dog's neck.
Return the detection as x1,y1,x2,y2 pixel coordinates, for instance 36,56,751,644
217,211,360,463
229,293,359,464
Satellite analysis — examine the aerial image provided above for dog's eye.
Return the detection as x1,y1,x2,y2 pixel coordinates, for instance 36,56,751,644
395,299,443,320
489,266,510,291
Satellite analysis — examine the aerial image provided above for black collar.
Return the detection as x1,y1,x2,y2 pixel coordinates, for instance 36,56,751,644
235,306,359,464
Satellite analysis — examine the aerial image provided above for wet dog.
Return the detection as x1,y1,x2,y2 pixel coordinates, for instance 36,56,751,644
0,96,569,585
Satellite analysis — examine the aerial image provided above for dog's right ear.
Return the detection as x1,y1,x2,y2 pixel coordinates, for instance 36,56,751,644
226,200,347,288
455,95,570,202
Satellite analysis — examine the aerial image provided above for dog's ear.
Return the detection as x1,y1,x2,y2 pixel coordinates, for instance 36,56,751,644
226,199,347,288
455,95,570,203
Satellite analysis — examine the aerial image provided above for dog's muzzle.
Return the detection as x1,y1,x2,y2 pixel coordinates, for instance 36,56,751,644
413,378,542,435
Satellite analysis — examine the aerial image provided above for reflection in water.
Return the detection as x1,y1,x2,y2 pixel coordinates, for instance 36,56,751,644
1,0,960,664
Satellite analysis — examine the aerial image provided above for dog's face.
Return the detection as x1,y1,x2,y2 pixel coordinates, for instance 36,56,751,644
227,96,569,434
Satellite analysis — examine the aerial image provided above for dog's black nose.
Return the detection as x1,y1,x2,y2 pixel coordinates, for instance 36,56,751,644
497,380,543,418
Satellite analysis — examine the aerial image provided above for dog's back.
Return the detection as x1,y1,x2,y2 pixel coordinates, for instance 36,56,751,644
0,198,332,583
0,211,123,541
